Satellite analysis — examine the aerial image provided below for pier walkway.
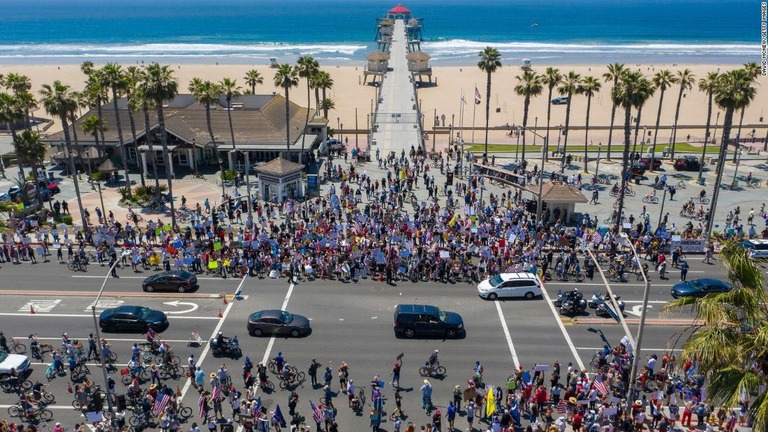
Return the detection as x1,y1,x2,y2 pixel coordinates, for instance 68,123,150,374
370,19,423,157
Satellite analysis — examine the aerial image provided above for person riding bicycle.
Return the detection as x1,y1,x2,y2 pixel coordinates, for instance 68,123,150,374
273,352,285,373
427,350,439,371
281,362,297,382
18,394,37,421
146,327,158,350
181,195,187,209
699,189,706,200
611,183,619,195
257,363,268,387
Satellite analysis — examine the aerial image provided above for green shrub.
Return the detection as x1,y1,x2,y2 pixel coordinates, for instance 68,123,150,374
90,172,105,181
222,170,237,181
59,214,73,225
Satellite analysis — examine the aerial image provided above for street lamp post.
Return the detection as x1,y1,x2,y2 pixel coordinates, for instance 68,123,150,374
698,111,720,183
515,127,521,162
731,146,743,188
96,182,106,224
656,186,668,230
595,142,603,178
92,251,130,431
533,117,538,146
620,232,651,413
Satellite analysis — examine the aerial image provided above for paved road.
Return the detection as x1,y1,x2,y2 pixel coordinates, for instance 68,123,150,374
1,250,763,429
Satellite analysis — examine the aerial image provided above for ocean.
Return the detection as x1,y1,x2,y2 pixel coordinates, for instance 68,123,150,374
0,0,757,65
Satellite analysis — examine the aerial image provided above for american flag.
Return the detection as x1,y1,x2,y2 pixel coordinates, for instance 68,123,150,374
310,400,324,424
153,393,171,415
271,404,287,427
460,90,467,105
556,399,568,414
474,86,482,104
198,393,207,419
594,379,609,396
252,396,262,417
212,383,222,401
592,231,603,245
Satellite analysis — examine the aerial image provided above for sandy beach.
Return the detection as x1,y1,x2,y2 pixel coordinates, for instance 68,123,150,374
2,62,767,151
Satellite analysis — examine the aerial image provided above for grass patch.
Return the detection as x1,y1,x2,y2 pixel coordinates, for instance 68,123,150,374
465,143,721,154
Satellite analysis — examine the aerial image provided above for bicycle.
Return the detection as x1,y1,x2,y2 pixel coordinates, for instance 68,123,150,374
8,405,53,422
6,338,26,354
67,258,89,272
45,363,58,381
642,195,659,204
0,377,33,392
278,371,306,390
747,179,762,188
418,363,446,377
675,180,687,189
257,377,275,392
129,411,156,428
697,196,710,204
126,212,144,223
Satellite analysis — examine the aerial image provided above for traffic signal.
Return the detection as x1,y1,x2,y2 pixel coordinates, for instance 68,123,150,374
446,172,453,186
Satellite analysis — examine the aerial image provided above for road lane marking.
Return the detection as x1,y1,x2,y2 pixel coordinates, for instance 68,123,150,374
260,280,296,366
0,290,222,298
0,312,219,319
493,301,520,369
539,284,585,371
544,282,675,287
19,299,61,313
85,299,124,311
13,337,198,344
575,346,682,352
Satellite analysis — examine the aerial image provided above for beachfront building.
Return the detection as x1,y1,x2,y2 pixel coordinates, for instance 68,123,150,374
526,181,588,224
375,19,394,51
387,4,411,20
254,157,305,203
43,94,325,177
364,51,391,84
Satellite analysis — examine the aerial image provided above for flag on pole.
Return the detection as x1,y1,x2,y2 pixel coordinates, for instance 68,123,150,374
198,393,207,419
271,404,288,427
592,231,603,244
594,379,609,396
153,393,171,415
486,385,496,417
252,396,263,417
310,400,324,424
475,86,482,104
448,213,458,227
212,382,222,401
461,90,467,105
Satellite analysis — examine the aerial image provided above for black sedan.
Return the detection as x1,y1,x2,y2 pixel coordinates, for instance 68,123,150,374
674,156,701,171
247,310,311,337
99,306,168,332
142,270,199,293
671,278,733,299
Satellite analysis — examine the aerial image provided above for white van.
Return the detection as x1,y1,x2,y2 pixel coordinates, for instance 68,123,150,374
477,272,542,300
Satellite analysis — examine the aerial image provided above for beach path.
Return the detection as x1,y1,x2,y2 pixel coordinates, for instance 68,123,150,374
371,19,422,157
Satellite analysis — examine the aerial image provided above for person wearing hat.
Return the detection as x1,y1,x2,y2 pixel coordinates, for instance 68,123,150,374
432,407,442,431
427,349,439,371
420,379,433,414
453,384,463,410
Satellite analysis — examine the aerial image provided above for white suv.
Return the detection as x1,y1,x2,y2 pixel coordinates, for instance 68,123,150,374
742,239,768,259
477,272,542,300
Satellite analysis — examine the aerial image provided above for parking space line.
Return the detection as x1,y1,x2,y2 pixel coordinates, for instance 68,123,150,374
539,284,585,371
494,301,520,369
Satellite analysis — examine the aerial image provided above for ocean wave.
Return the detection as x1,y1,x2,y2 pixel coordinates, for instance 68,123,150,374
422,39,757,57
0,42,368,57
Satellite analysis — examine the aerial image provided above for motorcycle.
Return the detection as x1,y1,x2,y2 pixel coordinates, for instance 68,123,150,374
594,297,625,318
554,289,583,308
588,292,625,310
210,335,242,358
559,298,587,316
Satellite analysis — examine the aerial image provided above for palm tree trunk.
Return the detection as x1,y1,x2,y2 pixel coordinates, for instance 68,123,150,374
583,95,591,172
632,105,643,155
9,124,25,180
561,95,572,171
521,97,529,163
314,87,321,111
205,103,225,197
545,86,553,162
705,107,735,242
156,105,176,227
60,117,88,229
698,92,713,181
226,96,251,223
670,87,684,158
650,90,665,172
733,106,746,162
616,104,633,232
285,88,291,157
127,106,145,186
96,96,106,159
143,103,161,195
322,88,328,119
112,89,131,198
299,82,311,165
484,72,491,158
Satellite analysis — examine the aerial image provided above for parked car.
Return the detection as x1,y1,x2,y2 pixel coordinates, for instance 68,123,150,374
741,239,768,259
0,351,30,378
629,162,646,177
477,272,542,300
551,96,569,105
38,179,60,195
393,304,464,339
671,278,733,299
247,309,311,337
674,156,701,171
638,157,663,170
8,184,50,202
99,306,169,332
142,270,199,293
0,193,11,203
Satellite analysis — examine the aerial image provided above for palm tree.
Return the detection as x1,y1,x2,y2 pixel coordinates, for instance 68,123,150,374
102,63,132,197
16,129,48,204
611,70,645,231
313,71,334,118
273,64,300,157
297,56,320,165
733,63,761,162
602,63,626,160
649,69,677,171
0,92,25,179
513,70,542,163
125,66,145,186
477,47,502,158
4,73,34,128
631,78,655,156
696,72,720,181
576,76,601,172
39,81,87,229
244,69,263,95
320,98,335,118
189,78,224,195
662,242,768,432
137,87,161,194
219,77,252,221
81,115,107,181
557,71,581,170
542,68,563,162
704,69,756,241
141,63,179,226
670,69,695,158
